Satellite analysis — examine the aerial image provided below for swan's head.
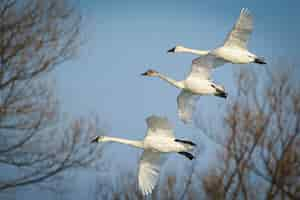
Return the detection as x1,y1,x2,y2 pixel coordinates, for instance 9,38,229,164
141,69,159,77
91,135,105,143
167,45,185,53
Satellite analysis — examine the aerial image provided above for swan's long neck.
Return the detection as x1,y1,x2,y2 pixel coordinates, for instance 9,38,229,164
178,47,209,56
102,136,144,149
157,73,184,89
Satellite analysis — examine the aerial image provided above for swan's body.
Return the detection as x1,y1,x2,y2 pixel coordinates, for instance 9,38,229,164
168,8,266,65
91,115,196,195
142,54,227,124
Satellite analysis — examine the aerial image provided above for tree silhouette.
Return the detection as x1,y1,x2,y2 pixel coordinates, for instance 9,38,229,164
0,0,103,193
201,65,300,199
92,64,300,200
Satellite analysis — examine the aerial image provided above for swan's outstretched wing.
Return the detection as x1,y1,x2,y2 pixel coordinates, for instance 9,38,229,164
224,8,253,49
145,115,174,138
177,90,200,124
138,150,166,196
188,54,225,80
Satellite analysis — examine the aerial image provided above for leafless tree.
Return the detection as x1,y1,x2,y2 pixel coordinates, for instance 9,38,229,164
0,0,104,194
200,64,300,200
91,63,299,200
93,161,203,200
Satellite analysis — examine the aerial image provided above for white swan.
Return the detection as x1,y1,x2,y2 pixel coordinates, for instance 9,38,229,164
91,115,196,196
142,54,227,123
167,8,266,65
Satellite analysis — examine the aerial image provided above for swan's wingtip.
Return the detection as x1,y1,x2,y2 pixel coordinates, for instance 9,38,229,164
241,8,251,15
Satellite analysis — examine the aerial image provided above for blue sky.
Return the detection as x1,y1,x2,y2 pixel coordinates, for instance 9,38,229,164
49,0,300,198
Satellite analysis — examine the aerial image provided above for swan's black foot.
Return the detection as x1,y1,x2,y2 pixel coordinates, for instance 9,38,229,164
178,152,194,160
254,57,267,64
215,91,227,98
211,84,227,98
175,139,196,146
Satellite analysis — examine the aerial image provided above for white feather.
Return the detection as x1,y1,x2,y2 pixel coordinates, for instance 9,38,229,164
177,90,199,124
168,8,263,65
92,115,195,196
138,151,166,196
224,8,253,49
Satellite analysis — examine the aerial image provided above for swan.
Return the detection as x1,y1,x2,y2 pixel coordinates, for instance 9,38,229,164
91,115,196,196
142,54,227,124
167,8,266,65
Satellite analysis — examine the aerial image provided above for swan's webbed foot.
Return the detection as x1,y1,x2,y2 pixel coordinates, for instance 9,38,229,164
175,139,196,146
254,57,267,64
214,91,228,98
178,152,195,160
211,84,227,98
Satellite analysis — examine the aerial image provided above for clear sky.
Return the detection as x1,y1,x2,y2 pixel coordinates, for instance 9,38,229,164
49,0,300,198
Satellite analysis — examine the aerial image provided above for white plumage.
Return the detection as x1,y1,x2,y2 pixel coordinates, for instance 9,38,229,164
138,151,165,195
168,8,266,65
224,8,253,49
142,8,265,123
177,90,199,124
91,115,196,196
142,55,227,124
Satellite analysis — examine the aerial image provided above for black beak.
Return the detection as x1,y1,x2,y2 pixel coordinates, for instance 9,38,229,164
91,136,99,143
141,72,148,76
254,58,267,64
167,47,176,53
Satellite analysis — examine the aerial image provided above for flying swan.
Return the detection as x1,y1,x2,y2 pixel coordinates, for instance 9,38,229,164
142,54,227,124
168,8,266,65
91,115,196,196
